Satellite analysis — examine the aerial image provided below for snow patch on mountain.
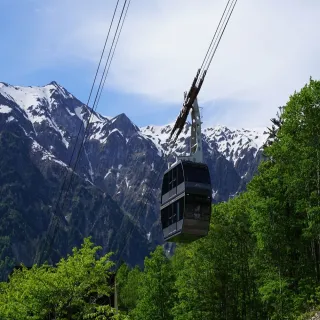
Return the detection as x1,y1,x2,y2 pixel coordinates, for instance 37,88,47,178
0,105,12,113
0,82,67,111
203,125,268,164
141,123,268,164
0,82,78,148
74,106,86,123
32,140,69,169
6,116,15,123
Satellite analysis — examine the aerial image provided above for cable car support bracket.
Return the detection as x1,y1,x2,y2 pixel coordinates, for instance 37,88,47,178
168,68,206,165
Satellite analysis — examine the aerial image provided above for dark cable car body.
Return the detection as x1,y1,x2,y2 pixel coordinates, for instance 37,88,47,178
161,160,212,242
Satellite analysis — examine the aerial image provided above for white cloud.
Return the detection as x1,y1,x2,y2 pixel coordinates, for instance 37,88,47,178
26,0,320,128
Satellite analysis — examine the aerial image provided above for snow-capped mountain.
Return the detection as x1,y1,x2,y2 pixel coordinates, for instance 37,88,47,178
141,123,265,161
141,123,267,179
0,81,268,275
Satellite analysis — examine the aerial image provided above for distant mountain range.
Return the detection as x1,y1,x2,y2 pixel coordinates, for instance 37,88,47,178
0,81,268,278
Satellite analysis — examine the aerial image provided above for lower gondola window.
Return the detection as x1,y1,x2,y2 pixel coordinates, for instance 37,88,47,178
177,197,184,221
169,202,177,225
161,206,169,228
185,194,211,221
161,197,185,228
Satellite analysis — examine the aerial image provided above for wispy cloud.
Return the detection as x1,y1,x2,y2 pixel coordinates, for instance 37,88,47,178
3,0,320,128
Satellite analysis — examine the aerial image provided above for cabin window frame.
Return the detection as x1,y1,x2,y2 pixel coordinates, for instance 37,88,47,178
177,197,184,220
185,194,211,221
162,172,169,194
172,167,177,189
161,195,185,229
177,163,184,185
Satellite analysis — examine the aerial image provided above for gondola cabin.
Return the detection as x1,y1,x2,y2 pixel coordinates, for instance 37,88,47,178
160,160,212,243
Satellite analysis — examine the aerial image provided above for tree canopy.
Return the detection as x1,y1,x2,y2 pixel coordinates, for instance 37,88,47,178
0,237,128,319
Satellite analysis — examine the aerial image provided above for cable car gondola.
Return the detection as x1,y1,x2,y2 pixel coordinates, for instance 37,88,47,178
160,92,212,243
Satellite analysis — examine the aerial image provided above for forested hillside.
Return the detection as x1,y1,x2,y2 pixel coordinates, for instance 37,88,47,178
1,78,319,320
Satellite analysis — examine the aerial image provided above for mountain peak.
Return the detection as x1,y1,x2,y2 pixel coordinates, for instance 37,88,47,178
114,113,129,121
108,113,139,136
0,82,9,88
45,81,74,100
48,81,60,87
108,113,132,125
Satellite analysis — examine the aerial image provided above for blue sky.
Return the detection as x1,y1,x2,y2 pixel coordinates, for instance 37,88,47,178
1,0,320,128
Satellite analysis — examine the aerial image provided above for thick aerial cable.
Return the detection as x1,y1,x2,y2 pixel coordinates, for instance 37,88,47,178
201,0,237,75
53,0,131,256
199,0,232,74
51,0,122,220
40,0,130,265
35,0,130,266
58,0,130,215
168,0,237,143
34,0,123,265
96,0,131,108
86,0,135,258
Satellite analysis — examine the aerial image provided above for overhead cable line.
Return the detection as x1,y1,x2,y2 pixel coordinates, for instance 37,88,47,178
96,0,131,108
47,0,122,225
201,0,237,75
197,0,237,83
58,0,131,216
73,0,133,256
199,0,232,74
35,0,131,266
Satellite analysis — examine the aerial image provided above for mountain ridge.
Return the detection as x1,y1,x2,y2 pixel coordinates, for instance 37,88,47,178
0,80,268,277
0,79,269,212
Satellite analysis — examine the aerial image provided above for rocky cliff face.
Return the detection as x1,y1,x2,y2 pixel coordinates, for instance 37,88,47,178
0,81,268,277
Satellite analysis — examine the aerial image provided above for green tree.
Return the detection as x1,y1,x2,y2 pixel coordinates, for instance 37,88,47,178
132,246,175,320
172,195,263,320
116,262,130,312
248,78,320,319
0,237,126,319
117,264,142,313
